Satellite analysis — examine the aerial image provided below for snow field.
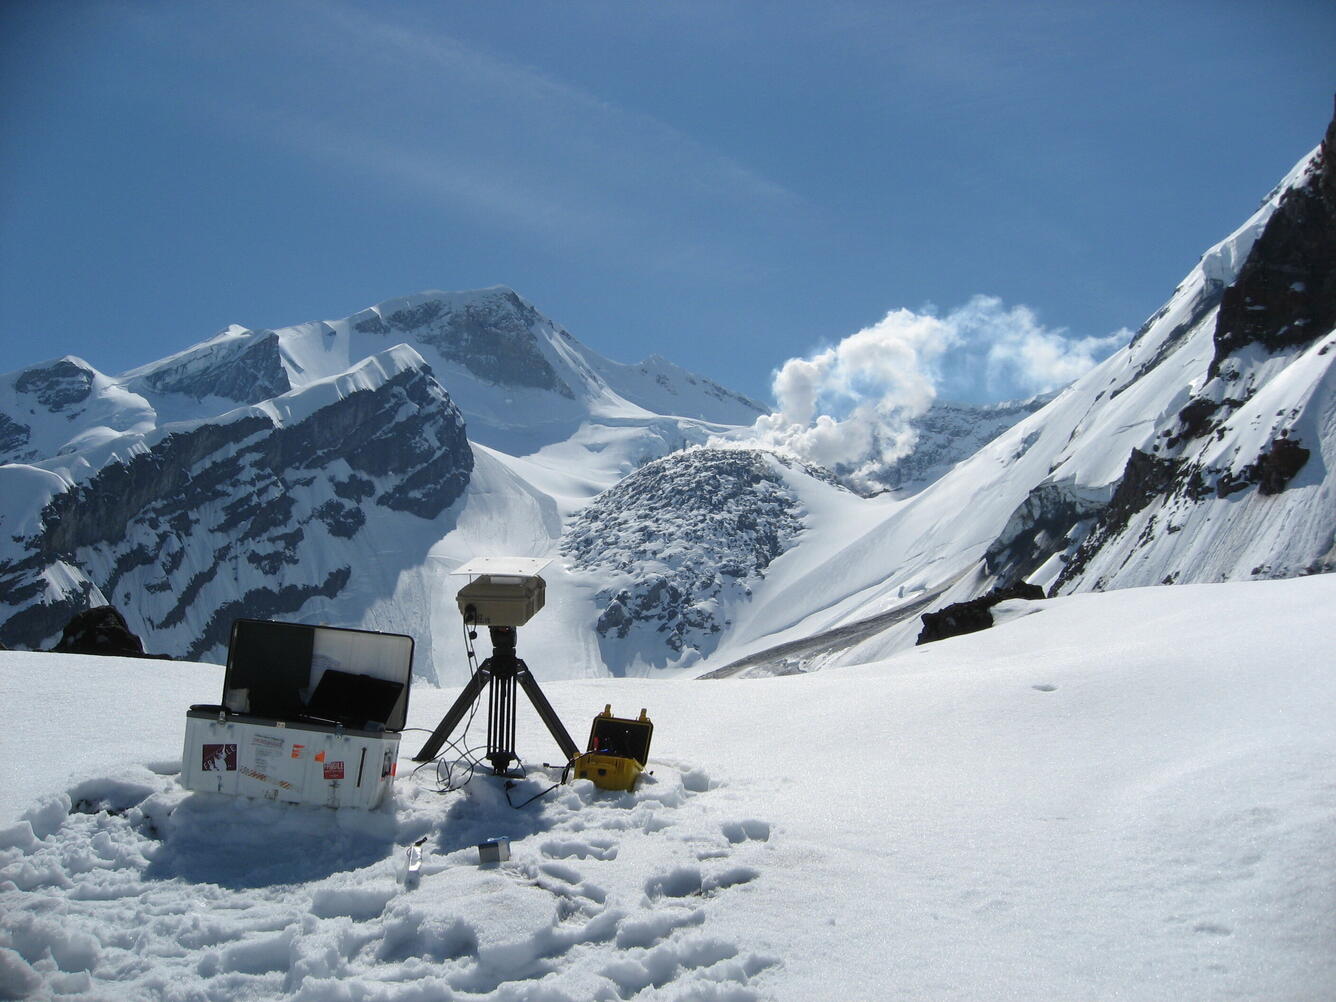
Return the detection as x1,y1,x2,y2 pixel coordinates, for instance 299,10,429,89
3,576,1335,1000
1,756,778,1001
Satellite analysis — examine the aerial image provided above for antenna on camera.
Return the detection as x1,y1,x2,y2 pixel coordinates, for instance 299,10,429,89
412,557,578,774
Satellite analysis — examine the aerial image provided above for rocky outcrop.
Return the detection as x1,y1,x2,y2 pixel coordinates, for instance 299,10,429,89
1251,435,1311,496
134,331,291,403
0,354,473,657
916,581,1045,646
354,288,574,397
984,479,1110,586
563,449,817,667
1212,434,1312,499
14,358,95,411
51,605,163,658
1210,99,1336,376
1052,450,1185,593
0,412,33,464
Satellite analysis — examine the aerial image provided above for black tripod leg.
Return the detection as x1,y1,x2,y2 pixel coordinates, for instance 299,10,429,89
516,665,579,763
412,663,492,762
486,671,518,774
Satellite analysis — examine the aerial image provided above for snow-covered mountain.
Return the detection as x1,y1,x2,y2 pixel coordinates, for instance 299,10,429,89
561,449,848,671
1,110,1332,683
0,289,770,674
0,348,473,665
119,287,766,454
701,108,1336,675
858,395,1052,497
0,272,1043,678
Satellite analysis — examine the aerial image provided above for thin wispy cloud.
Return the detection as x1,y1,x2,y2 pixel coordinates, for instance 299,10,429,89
315,2,800,210
137,0,806,279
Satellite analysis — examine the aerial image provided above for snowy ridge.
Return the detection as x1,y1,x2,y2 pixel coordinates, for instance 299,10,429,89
0,357,155,466
280,285,767,452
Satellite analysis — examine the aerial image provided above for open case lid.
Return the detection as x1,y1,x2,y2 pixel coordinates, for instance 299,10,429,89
586,707,654,766
222,620,414,732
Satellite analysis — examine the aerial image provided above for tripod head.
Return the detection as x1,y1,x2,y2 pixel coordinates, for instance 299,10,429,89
487,625,517,657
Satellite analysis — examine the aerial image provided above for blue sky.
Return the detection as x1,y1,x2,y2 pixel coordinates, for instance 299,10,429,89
2,0,1333,405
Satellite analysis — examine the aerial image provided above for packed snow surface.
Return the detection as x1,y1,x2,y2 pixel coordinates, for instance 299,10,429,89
3,577,1333,1000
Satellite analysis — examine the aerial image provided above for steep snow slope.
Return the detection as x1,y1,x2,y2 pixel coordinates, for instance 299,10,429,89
3,577,1333,1000
864,395,1051,496
710,130,1335,673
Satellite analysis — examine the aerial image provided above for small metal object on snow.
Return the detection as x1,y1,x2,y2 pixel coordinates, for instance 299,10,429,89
404,837,426,888
477,837,511,864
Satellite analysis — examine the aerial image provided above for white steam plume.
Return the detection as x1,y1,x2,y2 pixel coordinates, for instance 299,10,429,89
735,295,1128,491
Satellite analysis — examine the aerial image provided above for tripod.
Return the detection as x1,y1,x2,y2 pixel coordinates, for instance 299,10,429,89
412,625,578,774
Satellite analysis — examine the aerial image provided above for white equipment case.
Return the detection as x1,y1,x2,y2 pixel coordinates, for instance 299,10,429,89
181,620,414,809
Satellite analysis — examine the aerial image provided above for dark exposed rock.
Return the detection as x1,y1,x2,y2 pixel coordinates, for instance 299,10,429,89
1210,98,1336,376
984,481,1109,586
1211,435,1312,499
0,551,104,651
357,289,574,397
916,581,1045,646
353,314,390,335
563,449,816,664
138,331,292,403
1170,398,1223,446
52,605,165,658
314,500,366,538
246,547,301,575
1052,449,1184,593
36,416,272,556
15,359,95,411
0,412,34,463
1250,436,1311,496
333,476,376,502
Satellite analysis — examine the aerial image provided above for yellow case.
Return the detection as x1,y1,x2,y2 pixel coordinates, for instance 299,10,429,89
573,751,643,791
573,705,653,791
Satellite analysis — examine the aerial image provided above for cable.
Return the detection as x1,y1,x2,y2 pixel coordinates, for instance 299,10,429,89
503,756,576,809
409,609,491,795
